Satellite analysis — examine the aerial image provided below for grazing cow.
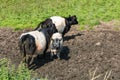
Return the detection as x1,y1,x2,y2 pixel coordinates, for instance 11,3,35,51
50,32,63,59
19,23,57,65
35,15,78,36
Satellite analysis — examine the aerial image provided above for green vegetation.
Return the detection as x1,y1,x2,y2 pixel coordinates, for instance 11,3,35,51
0,58,47,80
0,58,31,80
0,0,120,29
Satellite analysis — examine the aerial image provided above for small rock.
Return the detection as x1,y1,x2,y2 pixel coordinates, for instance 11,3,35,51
95,42,101,46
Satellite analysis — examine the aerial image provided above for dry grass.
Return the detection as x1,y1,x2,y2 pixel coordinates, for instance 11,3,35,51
89,65,112,80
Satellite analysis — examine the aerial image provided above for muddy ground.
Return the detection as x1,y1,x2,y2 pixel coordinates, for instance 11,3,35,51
0,21,120,80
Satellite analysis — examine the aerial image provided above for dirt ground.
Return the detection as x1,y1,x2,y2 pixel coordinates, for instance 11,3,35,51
0,21,120,80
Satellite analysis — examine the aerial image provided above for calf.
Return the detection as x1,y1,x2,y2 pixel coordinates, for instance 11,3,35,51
50,32,63,59
19,23,57,65
35,15,78,36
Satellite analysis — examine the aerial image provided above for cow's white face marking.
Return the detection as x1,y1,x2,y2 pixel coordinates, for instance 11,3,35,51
51,32,62,40
50,32,63,56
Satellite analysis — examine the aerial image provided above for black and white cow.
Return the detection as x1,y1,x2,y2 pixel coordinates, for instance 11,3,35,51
19,23,57,64
35,15,78,36
50,32,63,59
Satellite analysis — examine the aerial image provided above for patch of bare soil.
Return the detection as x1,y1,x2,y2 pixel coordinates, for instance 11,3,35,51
0,23,120,80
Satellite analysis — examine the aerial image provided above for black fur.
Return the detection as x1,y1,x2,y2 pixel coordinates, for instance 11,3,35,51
19,34,36,57
38,23,58,56
35,18,52,30
19,23,57,60
35,15,78,36
65,15,78,25
63,15,78,36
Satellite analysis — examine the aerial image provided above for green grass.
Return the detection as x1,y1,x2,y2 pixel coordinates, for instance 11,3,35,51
0,0,120,30
0,58,31,80
0,58,47,80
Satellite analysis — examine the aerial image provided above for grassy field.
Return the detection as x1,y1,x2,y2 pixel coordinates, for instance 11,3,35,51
0,0,120,30
0,0,120,79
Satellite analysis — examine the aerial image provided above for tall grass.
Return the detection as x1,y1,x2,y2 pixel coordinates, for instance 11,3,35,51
0,58,31,80
0,58,48,80
0,0,120,30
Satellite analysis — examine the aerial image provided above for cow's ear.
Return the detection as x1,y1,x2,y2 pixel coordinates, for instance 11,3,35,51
73,15,76,17
69,15,71,17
